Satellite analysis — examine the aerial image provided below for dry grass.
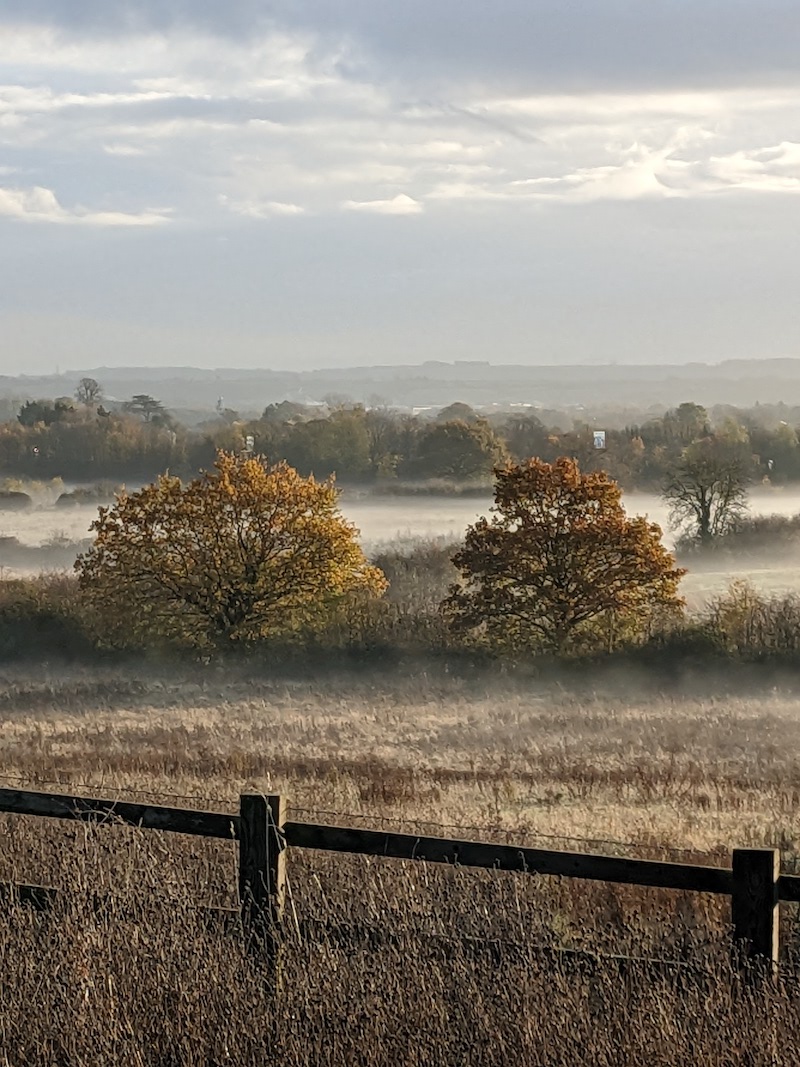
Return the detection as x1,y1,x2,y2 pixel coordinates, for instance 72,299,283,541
3,665,800,1063
2,861,797,1067
2,665,800,855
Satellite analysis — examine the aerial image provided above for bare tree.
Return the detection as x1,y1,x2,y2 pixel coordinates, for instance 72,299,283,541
663,438,750,546
75,377,102,405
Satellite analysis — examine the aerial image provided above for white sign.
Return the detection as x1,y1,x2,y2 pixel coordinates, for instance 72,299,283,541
593,430,606,450
245,435,255,452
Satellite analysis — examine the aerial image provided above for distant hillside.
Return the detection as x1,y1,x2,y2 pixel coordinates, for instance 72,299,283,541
5,359,800,412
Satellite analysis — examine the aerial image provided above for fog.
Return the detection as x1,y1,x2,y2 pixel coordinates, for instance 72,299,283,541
4,489,800,607
0,494,495,555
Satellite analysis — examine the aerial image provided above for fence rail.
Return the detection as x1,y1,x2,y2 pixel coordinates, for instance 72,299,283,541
283,820,736,894
0,787,239,839
0,785,795,975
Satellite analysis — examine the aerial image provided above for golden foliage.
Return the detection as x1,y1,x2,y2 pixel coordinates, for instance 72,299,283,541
76,451,386,651
444,457,685,653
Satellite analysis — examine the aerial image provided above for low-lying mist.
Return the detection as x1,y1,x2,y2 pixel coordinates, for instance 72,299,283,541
5,488,800,599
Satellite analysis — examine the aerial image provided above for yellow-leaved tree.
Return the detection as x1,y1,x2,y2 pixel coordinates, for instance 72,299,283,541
76,451,386,651
443,457,685,654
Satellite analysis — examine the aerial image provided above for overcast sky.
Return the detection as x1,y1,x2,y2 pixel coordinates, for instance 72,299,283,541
2,1,800,374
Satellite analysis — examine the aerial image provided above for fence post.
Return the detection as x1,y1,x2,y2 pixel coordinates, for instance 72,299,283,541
731,848,779,976
238,793,286,957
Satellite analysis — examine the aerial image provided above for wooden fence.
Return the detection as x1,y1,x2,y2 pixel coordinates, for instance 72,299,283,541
0,785,796,975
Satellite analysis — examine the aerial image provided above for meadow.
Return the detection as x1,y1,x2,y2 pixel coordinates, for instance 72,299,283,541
2,666,800,1063
4,484,800,1062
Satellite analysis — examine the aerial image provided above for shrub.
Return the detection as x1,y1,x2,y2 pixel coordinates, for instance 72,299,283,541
702,579,800,659
676,513,800,558
0,575,94,661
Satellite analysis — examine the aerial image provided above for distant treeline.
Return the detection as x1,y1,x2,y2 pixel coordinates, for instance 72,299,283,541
2,391,800,489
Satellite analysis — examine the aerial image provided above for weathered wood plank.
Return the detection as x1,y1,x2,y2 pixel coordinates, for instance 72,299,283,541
239,794,286,935
732,848,780,970
0,787,238,840
283,822,734,894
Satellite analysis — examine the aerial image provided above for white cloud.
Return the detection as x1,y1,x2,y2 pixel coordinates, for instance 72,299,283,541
103,142,149,156
700,142,800,193
220,196,305,218
0,184,170,225
4,4,800,377
0,85,178,114
342,193,422,215
2,19,800,225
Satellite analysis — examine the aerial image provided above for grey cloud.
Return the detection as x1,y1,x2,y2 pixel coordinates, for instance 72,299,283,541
2,0,271,38
3,0,800,375
6,0,800,91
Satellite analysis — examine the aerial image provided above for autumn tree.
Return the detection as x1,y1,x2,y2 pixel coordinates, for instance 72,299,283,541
501,412,550,462
444,457,684,653
663,402,710,446
76,450,386,651
262,401,311,424
434,402,480,424
364,407,414,480
663,437,750,547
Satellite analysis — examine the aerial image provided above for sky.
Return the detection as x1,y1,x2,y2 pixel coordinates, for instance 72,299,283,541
2,1,800,375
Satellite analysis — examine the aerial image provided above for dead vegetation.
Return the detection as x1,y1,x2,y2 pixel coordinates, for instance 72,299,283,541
2,667,800,1063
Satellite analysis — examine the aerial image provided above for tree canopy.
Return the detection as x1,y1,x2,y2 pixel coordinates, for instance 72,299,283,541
663,437,750,546
76,451,386,651
124,394,171,426
444,457,684,653
3,392,800,489
75,378,102,405
412,419,508,481
17,399,74,427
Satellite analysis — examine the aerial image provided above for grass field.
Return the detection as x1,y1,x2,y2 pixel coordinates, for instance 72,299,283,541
3,666,800,856
2,666,800,1063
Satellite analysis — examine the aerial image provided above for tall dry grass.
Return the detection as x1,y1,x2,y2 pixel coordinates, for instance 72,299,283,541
2,667,800,1063
0,824,797,1066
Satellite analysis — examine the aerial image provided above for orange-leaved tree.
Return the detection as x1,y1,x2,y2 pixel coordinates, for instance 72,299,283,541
76,450,386,651
443,457,685,654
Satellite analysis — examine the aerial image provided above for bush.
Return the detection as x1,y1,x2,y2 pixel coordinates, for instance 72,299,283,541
702,579,800,659
372,540,459,616
675,513,800,558
55,483,119,508
0,575,94,661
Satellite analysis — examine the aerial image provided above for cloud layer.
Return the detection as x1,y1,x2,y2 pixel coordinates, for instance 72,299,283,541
3,10,800,228
2,2,800,373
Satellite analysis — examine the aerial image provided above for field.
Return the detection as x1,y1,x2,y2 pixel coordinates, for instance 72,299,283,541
4,486,800,1062
2,665,800,1063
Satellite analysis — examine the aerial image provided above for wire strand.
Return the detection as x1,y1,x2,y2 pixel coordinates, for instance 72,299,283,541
0,774,730,860
0,773,233,808
286,806,720,859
